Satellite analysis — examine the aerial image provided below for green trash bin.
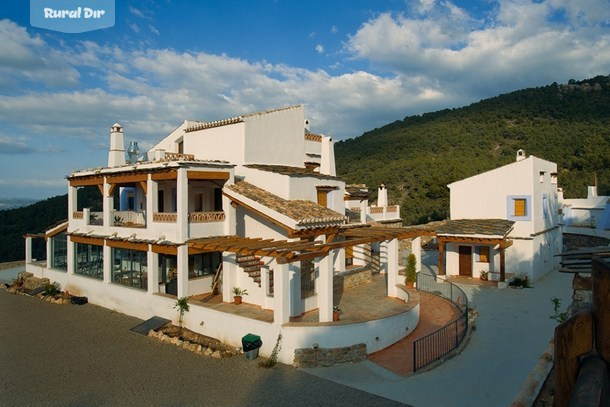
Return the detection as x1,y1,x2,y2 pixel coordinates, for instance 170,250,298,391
242,333,262,360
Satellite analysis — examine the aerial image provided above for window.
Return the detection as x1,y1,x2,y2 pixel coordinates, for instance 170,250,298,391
75,243,104,279
317,190,328,207
478,246,490,263
514,199,527,216
345,246,354,266
112,248,147,289
188,252,222,278
51,232,68,271
507,195,531,221
539,171,545,183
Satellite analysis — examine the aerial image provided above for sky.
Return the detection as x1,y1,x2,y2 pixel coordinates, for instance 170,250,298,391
0,0,609,200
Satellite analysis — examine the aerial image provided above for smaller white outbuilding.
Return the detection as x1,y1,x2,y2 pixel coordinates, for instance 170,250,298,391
442,150,563,282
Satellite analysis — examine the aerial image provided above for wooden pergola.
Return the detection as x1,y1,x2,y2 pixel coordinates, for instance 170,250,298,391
189,224,437,264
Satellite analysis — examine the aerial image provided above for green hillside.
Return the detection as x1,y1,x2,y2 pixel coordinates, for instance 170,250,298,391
0,188,102,263
335,76,610,225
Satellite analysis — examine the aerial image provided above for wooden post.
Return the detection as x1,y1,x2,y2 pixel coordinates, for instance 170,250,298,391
569,355,609,407
499,247,506,282
438,241,445,276
554,311,594,407
592,256,610,363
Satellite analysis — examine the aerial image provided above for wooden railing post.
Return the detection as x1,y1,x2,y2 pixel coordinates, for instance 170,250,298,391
592,256,610,363
554,310,593,407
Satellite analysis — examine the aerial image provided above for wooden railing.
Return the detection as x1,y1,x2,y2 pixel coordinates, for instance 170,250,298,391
554,257,610,406
72,211,84,219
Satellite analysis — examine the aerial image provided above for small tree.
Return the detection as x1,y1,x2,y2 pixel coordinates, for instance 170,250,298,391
406,253,417,286
174,297,190,328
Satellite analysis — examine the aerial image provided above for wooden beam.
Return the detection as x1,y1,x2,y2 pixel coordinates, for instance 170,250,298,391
151,171,178,181
69,176,104,187
438,241,445,275
105,240,149,252
97,184,104,196
139,181,148,195
107,174,148,184
554,311,594,407
151,244,178,255
500,247,506,282
70,235,104,246
187,171,230,180
108,184,116,197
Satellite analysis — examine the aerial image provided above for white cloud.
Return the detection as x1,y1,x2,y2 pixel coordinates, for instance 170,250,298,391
331,25,338,34
346,0,610,101
315,44,324,53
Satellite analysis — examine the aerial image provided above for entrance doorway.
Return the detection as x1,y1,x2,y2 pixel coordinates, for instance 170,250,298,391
458,246,472,276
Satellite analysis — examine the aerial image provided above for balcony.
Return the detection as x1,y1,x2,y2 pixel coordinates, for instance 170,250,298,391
112,210,146,227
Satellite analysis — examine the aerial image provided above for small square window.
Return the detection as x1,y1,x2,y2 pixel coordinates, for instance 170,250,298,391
514,198,527,217
478,246,490,263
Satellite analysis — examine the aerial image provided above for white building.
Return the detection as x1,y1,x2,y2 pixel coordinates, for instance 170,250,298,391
439,149,563,282
25,105,424,365
562,185,610,238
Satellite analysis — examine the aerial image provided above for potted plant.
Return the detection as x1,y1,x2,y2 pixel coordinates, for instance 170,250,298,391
479,271,489,281
333,305,342,321
405,253,417,288
233,287,248,304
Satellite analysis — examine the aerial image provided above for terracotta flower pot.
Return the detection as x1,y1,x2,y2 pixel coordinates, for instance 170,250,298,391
234,296,242,305
333,311,340,321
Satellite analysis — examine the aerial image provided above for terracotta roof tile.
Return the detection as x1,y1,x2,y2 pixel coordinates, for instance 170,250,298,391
436,219,514,237
226,181,346,227
245,164,340,180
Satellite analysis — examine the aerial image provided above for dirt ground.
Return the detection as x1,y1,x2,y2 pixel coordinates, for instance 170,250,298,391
0,289,407,407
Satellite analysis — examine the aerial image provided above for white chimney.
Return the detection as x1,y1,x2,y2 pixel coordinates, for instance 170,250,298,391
108,123,126,167
377,184,388,207
319,136,336,176
587,185,598,199
516,149,526,162
304,119,310,132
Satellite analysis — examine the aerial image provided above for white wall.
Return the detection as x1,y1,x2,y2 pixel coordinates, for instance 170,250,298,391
185,122,246,164
243,106,305,167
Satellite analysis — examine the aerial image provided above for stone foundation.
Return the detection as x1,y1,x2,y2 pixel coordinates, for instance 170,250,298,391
293,343,367,367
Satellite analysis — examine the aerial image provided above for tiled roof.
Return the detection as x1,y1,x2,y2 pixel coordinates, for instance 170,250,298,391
436,219,515,237
226,181,346,227
244,164,340,180
305,133,323,142
184,105,303,133
184,116,244,132
345,184,369,199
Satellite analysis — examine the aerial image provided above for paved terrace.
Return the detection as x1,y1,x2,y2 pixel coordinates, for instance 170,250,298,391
191,274,419,324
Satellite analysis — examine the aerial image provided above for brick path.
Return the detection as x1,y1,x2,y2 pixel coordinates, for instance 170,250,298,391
367,291,462,375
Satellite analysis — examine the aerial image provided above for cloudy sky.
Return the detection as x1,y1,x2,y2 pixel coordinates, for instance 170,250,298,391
1,0,609,200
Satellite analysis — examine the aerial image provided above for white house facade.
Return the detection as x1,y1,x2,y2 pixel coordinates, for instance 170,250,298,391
25,105,426,365
441,150,563,282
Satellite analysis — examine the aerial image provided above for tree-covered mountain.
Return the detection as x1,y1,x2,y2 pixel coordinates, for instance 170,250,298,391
0,188,102,263
335,75,610,225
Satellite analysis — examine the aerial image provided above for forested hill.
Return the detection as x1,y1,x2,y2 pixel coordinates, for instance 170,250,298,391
335,75,610,225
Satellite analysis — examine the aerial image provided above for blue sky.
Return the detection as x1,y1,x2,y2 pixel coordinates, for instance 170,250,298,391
1,0,609,200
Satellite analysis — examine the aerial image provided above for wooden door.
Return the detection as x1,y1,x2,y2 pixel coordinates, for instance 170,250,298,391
458,246,472,276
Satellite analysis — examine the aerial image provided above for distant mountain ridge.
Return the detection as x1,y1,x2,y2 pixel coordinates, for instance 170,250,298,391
0,198,38,210
335,75,610,224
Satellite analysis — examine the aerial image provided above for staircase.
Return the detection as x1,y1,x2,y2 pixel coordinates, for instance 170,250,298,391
236,254,266,287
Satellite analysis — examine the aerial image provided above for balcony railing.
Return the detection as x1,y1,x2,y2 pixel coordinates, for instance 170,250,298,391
153,213,177,223
112,210,146,227
164,152,195,161
188,211,225,223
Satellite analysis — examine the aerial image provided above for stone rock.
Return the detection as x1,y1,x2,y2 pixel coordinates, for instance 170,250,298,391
204,348,213,356
211,350,222,359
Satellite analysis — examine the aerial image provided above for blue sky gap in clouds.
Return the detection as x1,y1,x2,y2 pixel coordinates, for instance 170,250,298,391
0,0,609,199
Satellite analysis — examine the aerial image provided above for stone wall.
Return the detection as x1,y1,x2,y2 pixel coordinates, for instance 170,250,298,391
333,268,372,291
293,343,367,367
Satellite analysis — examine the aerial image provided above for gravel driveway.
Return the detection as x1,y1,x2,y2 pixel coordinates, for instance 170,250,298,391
0,290,407,407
